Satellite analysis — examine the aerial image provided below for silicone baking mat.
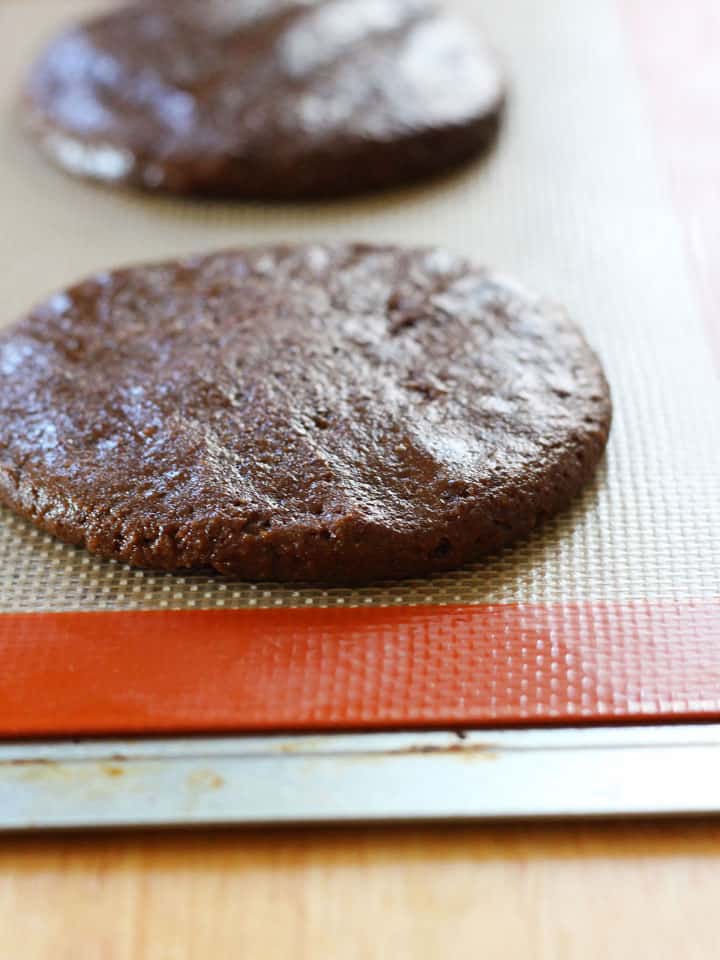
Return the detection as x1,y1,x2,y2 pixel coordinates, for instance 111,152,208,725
0,0,718,736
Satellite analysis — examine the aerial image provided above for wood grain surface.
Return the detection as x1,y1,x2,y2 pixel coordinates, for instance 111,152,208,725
0,820,718,958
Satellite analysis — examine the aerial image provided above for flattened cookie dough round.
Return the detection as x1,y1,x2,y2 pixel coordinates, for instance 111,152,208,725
21,0,505,199
0,244,611,583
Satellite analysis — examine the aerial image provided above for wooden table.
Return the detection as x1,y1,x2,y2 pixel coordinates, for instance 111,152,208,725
1,820,716,958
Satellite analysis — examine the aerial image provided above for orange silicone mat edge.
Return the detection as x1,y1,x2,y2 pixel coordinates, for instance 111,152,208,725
0,601,719,736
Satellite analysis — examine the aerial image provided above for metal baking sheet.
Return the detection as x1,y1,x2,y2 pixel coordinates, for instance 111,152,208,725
3,725,720,829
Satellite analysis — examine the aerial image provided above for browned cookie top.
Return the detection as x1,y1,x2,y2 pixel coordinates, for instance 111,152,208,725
22,0,504,198
0,244,610,582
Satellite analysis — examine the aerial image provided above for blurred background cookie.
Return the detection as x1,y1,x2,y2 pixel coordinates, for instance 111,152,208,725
20,0,505,199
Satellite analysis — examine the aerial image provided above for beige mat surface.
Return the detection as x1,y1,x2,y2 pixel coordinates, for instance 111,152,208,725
0,0,717,612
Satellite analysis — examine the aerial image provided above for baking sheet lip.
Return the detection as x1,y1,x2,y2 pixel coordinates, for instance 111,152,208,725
3,724,720,830
3,722,720,760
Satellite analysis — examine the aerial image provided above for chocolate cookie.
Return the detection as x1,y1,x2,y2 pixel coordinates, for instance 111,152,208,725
0,244,611,582
21,0,505,199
